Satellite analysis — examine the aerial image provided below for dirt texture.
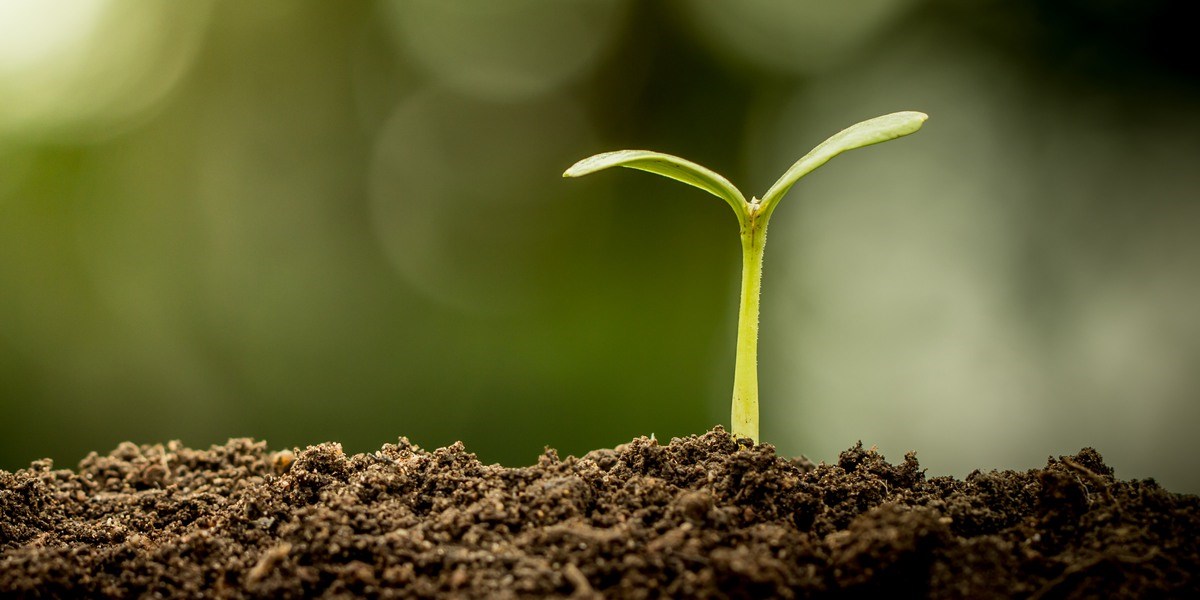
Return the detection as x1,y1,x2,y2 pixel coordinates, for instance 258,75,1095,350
1,427,1197,598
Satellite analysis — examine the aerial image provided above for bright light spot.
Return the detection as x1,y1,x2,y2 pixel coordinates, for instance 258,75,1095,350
0,0,109,74
0,0,211,142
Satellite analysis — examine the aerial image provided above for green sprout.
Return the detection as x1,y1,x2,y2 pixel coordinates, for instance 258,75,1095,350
563,111,927,443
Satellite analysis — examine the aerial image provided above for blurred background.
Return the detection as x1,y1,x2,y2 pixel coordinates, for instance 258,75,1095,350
2,0,1198,492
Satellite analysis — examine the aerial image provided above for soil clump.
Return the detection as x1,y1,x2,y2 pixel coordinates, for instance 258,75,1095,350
2,427,1197,598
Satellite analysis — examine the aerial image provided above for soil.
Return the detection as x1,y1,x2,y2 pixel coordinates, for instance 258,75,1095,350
1,428,1197,599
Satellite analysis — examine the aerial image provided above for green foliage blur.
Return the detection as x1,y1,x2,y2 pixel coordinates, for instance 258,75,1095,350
2,1,1198,492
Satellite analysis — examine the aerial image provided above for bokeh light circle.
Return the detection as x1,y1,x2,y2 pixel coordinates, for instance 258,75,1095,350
379,0,627,100
369,88,595,314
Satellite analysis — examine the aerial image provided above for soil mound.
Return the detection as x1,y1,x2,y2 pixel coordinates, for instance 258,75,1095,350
2,428,1197,598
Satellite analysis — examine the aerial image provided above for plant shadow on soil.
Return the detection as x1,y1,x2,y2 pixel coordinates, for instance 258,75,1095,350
1,427,1197,598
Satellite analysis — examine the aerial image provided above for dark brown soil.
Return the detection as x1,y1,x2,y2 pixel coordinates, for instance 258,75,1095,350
1,428,1197,598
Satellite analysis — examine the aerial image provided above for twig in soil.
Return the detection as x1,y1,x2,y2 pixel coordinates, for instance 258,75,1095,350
1060,456,1114,503
246,542,292,585
1030,548,1159,600
564,563,600,600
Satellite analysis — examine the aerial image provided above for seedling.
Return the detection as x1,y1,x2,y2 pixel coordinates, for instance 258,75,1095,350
564,111,927,443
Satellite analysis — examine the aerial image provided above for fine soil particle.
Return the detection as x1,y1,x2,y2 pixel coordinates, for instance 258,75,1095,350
1,428,1197,598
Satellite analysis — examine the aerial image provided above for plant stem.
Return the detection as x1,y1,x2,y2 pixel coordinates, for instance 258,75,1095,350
732,206,768,442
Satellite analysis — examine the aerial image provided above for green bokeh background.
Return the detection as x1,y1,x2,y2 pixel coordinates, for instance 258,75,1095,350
2,1,1198,492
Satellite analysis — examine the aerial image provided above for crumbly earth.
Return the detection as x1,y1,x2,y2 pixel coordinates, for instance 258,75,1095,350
1,428,1197,598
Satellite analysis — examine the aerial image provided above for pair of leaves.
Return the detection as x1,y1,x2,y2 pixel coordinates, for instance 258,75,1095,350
563,111,927,223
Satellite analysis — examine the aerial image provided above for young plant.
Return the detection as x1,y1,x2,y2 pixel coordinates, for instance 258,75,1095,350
563,111,927,443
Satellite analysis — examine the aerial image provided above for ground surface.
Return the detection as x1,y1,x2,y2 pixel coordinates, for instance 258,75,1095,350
1,428,1197,598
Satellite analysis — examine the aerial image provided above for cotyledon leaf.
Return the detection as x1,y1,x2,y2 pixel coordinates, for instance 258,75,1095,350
758,111,928,218
564,150,748,223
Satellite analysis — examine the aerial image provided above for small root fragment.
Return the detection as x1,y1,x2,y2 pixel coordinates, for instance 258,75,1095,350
246,542,292,585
